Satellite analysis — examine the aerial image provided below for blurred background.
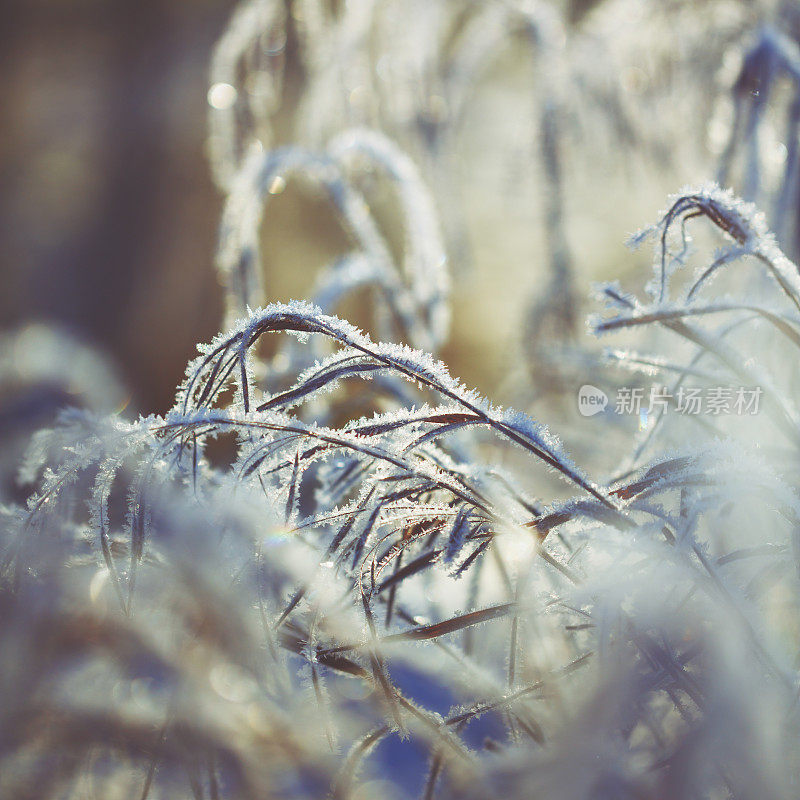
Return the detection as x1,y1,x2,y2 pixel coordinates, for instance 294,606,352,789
0,0,793,421
1,0,236,413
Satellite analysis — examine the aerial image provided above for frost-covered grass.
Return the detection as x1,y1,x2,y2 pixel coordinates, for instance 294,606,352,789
4,1,800,799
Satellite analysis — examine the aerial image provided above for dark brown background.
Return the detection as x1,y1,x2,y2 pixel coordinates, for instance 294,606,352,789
1,0,239,413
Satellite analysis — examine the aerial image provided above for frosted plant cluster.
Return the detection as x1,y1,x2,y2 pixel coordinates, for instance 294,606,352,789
4,1,800,799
